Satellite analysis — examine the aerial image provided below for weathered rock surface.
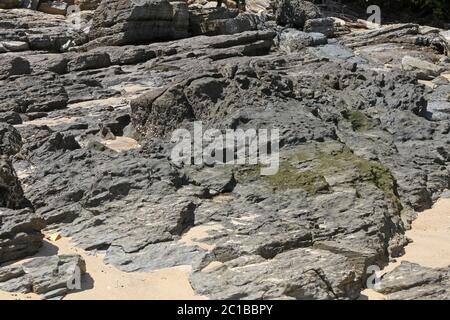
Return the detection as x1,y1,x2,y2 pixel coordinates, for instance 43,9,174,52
277,28,327,53
0,208,45,263
0,124,22,156
88,0,190,47
376,262,450,300
0,122,44,264
0,9,79,52
0,254,86,299
274,0,321,29
0,4,449,300
0,56,30,80
38,1,68,15
191,248,362,299
75,0,101,11
304,17,335,38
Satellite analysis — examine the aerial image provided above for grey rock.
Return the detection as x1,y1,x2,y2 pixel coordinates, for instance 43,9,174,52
0,41,29,52
0,56,31,80
401,55,446,80
0,123,22,156
0,9,81,52
66,52,111,72
0,5,449,300
0,73,68,113
191,248,361,299
377,262,449,300
274,0,322,29
0,255,86,298
38,1,68,15
0,111,22,125
304,17,335,38
0,157,29,210
189,8,260,36
278,29,311,52
0,208,45,263
88,0,190,47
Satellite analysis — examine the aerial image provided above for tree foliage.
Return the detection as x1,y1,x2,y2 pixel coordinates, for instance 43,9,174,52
333,0,449,18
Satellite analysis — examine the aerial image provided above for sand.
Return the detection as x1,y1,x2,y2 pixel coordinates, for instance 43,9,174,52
2,198,449,300
179,223,224,251
361,197,450,300
0,236,206,300
101,137,141,152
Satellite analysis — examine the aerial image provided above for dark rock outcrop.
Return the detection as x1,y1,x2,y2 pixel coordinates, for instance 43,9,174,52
0,3,449,300
274,0,322,29
88,0,190,47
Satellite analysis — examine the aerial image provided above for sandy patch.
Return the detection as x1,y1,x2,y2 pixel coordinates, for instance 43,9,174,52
179,223,224,251
101,137,141,152
385,198,450,271
0,236,206,300
18,117,77,128
363,198,450,300
0,291,40,300
418,80,437,89
359,289,386,300
67,97,127,110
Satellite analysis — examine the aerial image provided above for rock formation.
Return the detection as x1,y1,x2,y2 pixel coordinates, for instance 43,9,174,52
0,0,449,300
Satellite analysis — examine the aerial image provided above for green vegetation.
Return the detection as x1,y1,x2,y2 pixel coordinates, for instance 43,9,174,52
410,0,449,17
235,143,402,210
326,0,450,19
347,111,370,132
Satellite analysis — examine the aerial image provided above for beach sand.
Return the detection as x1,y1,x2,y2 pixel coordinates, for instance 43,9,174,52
2,198,449,300
361,197,450,300
0,236,205,300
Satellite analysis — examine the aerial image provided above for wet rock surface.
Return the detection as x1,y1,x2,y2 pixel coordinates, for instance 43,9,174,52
0,1,449,299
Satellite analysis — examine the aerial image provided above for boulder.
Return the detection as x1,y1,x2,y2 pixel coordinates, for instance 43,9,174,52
66,52,111,72
0,124,22,156
0,112,22,125
304,17,335,38
274,0,321,29
277,28,327,53
191,248,362,299
0,9,76,52
38,1,69,15
0,254,86,299
376,262,449,300
74,0,101,10
0,156,29,210
88,0,190,47
0,208,45,263
0,41,30,52
0,73,68,113
189,7,260,36
402,55,446,80
0,56,31,81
